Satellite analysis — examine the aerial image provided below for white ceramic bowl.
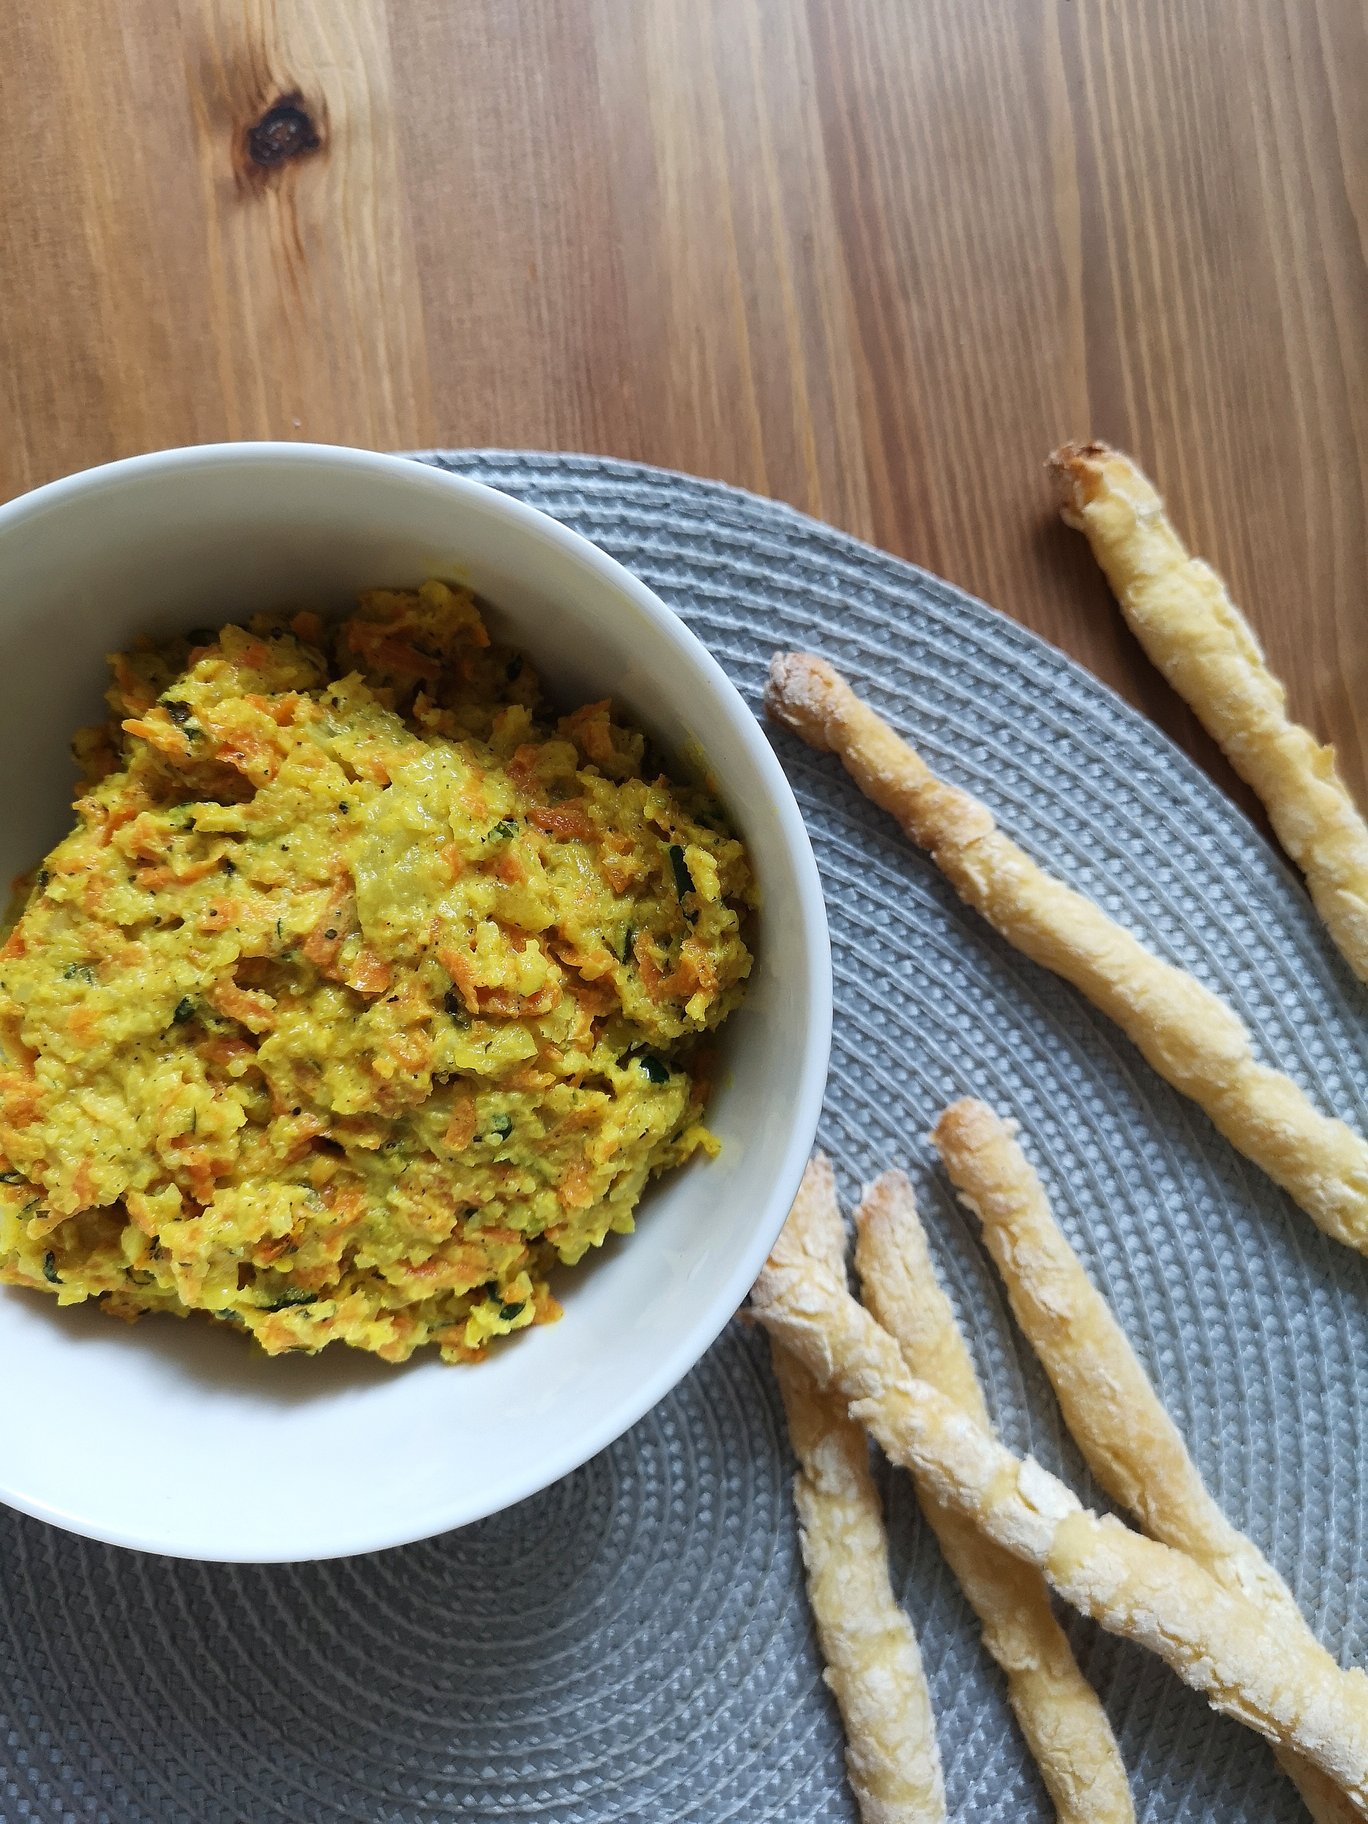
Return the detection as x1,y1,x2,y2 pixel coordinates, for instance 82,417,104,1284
0,444,831,1562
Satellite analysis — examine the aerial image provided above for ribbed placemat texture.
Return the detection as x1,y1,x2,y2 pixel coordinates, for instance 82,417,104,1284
3,453,1365,1823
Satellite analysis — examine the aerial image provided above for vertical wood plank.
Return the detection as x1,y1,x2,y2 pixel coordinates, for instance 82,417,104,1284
591,0,874,534
0,1,217,491
181,0,433,448
1062,0,1367,797
386,0,635,454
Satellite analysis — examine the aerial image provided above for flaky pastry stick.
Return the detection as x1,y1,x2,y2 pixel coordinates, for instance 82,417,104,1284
765,653,1368,1252
768,1155,946,1821
1049,440,1368,985
931,1097,1364,1824
854,1172,1133,1823
749,1204,1368,1804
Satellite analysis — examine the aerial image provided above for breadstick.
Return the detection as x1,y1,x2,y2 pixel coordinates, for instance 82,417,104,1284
769,1155,946,1822
1049,440,1368,985
930,1098,1293,1594
854,1171,1133,1822
749,1213,1368,1804
764,652,1368,1252
931,1096,1364,1824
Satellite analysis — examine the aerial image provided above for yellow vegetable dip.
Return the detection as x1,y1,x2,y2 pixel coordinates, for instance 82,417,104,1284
0,583,754,1362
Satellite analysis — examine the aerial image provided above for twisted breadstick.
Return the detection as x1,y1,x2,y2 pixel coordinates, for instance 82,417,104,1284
1050,440,1368,985
854,1171,1133,1822
769,1155,946,1821
765,652,1368,1252
932,1095,1365,1824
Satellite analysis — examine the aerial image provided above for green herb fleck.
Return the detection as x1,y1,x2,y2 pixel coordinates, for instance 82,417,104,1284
267,1288,317,1311
173,997,196,1025
0,1170,25,1185
42,1252,60,1285
484,1114,513,1142
162,698,192,725
485,818,518,842
638,1053,670,1084
443,988,471,1024
62,963,96,984
667,844,698,921
36,869,50,890
338,801,349,814
497,1300,526,1322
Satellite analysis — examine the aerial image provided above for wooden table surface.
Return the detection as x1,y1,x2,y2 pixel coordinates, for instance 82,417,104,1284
2,0,1364,815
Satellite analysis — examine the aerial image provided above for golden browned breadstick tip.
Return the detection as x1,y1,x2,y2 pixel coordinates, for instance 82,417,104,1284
1049,440,1368,986
854,1172,1133,1823
764,651,1368,1253
768,1156,946,1822
933,1097,1365,1824
750,1209,1368,1805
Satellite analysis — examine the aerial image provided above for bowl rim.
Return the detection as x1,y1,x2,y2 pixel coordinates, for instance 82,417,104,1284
0,441,833,1560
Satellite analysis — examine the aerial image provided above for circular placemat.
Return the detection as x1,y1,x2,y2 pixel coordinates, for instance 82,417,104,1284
3,453,1365,1823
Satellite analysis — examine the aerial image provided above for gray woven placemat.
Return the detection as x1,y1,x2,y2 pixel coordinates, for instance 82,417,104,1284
3,452,1366,1824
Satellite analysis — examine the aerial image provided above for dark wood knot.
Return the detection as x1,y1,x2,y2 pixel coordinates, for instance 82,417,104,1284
246,95,321,168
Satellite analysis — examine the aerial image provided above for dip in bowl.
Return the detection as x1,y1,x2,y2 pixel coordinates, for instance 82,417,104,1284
0,444,831,1561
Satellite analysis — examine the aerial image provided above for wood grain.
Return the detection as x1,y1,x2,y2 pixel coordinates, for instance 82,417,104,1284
1,0,1364,817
